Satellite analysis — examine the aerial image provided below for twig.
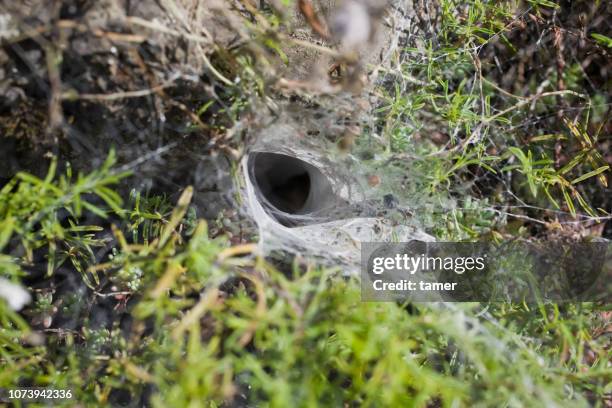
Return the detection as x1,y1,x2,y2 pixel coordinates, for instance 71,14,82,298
125,16,233,86
92,290,133,298
45,45,63,131
373,66,430,86
237,273,266,347
485,90,588,124
57,20,146,43
286,36,342,58
125,16,211,44
297,0,330,40
2,19,146,44
60,74,181,101
217,243,258,261
172,288,221,340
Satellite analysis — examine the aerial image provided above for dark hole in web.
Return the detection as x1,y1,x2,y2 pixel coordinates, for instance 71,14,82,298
264,170,311,214
248,152,360,227
250,153,314,215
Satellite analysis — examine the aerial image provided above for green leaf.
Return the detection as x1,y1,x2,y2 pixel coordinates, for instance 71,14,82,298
0,217,14,251
559,152,587,175
591,33,612,48
571,165,610,185
508,147,528,165
560,185,576,217
81,201,108,219
527,175,538,198
530,134,566,142
574,191,596,217
527,0,560,9
158,186,194,248
95,186,124,215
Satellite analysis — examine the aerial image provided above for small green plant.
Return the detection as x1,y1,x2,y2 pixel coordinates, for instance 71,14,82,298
503,117,609,217
0,150,130,283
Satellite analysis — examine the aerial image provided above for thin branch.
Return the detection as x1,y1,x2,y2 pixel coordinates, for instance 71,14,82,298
125,16,211,44
125,16,233,85
60,75,181,101
485,90,589,123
